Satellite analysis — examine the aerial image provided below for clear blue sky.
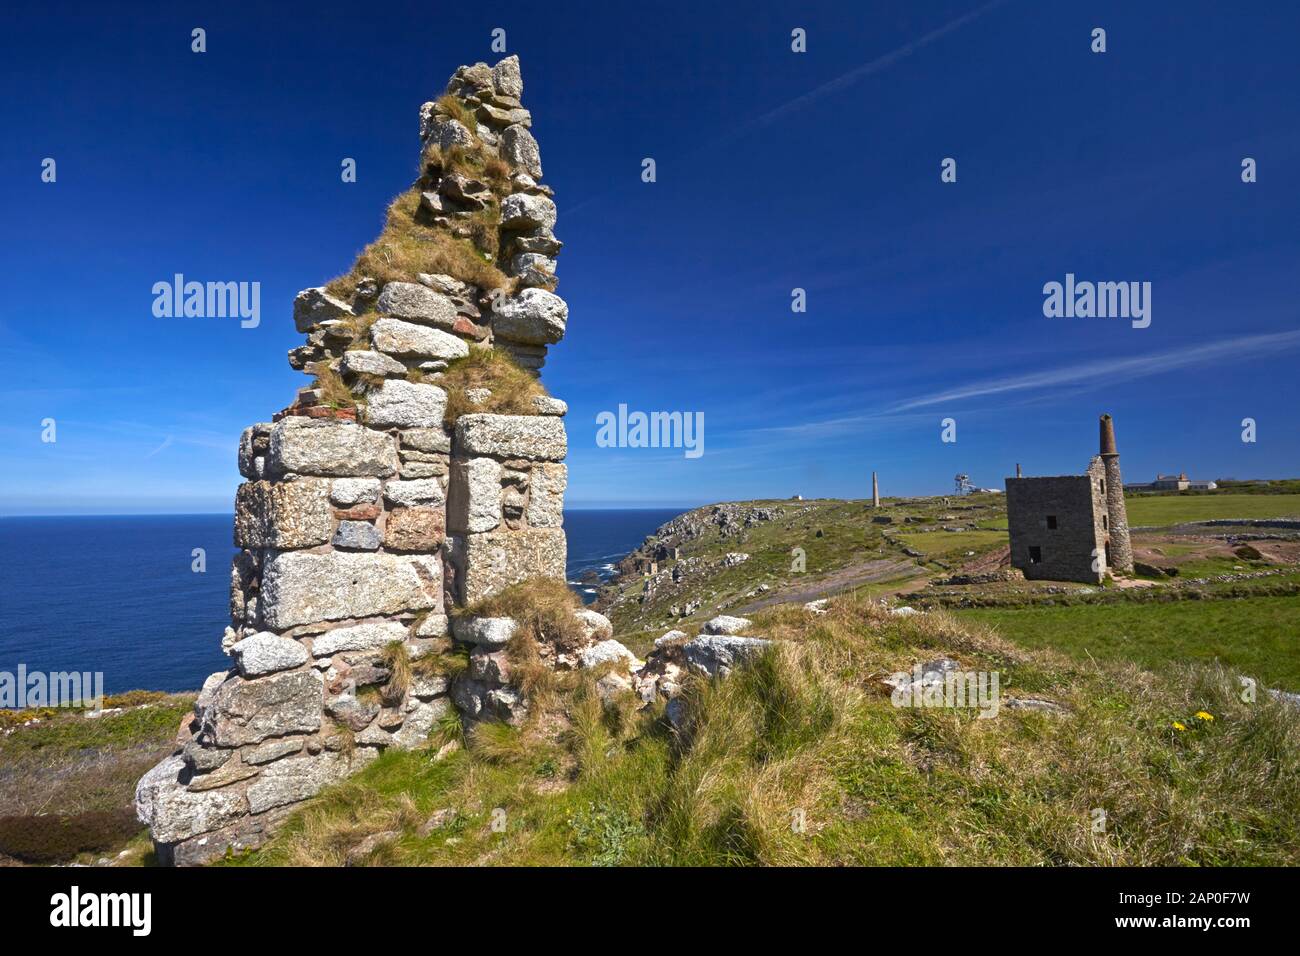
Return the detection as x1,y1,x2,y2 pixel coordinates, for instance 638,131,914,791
2,0,1297,513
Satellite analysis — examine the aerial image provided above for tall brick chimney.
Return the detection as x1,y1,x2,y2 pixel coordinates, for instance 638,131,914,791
1098,414,1133,573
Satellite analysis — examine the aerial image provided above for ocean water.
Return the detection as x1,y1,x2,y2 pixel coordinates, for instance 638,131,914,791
0,509,678,695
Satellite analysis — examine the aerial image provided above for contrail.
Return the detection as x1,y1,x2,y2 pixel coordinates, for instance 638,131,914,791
565,0,1009,216
719,0,1011,145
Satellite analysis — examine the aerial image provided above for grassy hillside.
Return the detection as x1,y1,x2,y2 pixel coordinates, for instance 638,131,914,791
596,495,1008,637
229,597,1300,866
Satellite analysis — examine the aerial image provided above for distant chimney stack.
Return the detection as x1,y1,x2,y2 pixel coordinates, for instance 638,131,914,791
872,471,880,508
1015,463,1022,478
1099,413,1118,457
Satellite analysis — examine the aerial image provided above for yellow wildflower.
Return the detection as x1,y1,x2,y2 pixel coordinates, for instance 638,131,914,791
1195,711,1214,722
1172,721,1187,731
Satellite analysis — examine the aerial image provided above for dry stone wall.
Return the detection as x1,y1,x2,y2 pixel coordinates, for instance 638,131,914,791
136,55,588,865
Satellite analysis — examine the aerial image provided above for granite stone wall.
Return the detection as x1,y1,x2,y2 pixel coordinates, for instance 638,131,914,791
136,55,581,865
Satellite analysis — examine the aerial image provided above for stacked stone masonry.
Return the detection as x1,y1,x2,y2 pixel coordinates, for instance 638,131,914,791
136,55,578,864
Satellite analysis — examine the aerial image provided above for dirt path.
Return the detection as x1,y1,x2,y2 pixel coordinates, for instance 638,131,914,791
738,558,923,613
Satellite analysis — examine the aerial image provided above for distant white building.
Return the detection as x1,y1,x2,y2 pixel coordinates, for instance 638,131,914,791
1125,472,1217,492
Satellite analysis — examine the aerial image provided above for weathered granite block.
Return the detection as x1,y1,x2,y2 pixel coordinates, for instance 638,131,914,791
364,380,448,429
246,751,360,815
329,477,381,506
260,551,442,629
340,350,406,378
385,507,446,552
293,287,353,334
526,462,566,528
230,632,309,678
384,478,446,508
501,125,542,178
500,193,555,230
490,288,567,345
238,423,272,479
311,621,409,657
371,318,469,362
234,479,333,549
460,528,566,603
401,428,451,454
135,756,249,845
451,616,517,647
456,414,566,461
447,457,502,533
376,281,458,330
267,418,398,478
531,396,567,416
203,670,323,747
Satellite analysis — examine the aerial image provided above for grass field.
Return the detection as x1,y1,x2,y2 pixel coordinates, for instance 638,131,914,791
956,595,1300,689
896,530,1006,557
1125,494,1300,527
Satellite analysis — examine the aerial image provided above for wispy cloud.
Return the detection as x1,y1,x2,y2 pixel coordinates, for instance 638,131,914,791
742,329,1300,439
892,329,1300,411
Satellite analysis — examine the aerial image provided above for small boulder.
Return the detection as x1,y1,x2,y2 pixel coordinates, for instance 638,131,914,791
682,635,773,679
573,608,613,643
701,615,752,636
580,639,639,671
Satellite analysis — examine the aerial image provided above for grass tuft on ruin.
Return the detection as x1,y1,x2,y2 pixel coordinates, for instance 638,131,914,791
324,187,508,304
440,348,548,423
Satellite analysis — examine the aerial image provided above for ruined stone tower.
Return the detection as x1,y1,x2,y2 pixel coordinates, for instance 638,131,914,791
1004,413,1133,583
136,55,579,864
1098,413,1133,573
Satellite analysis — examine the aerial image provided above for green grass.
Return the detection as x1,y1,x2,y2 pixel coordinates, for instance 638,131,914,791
0,696,193,864
1125,493,1300,527
230,598,1300,867
896,530,1006,557
956,595,1300,689
0,698,192,759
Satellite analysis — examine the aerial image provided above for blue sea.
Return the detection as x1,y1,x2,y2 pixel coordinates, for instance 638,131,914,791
0,510,678,695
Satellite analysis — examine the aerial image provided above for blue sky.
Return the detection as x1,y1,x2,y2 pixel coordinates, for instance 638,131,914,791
2,0,1297,513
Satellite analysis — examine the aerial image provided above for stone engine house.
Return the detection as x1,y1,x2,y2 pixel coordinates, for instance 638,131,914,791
1005,414,1134,583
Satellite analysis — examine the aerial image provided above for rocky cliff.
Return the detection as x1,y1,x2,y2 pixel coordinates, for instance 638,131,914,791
135,55,593,865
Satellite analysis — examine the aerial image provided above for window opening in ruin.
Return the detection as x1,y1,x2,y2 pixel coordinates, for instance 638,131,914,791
1046,515,1058,529
1028,546,1042,564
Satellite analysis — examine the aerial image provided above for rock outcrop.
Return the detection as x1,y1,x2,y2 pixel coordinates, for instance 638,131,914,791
137,54,572,865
